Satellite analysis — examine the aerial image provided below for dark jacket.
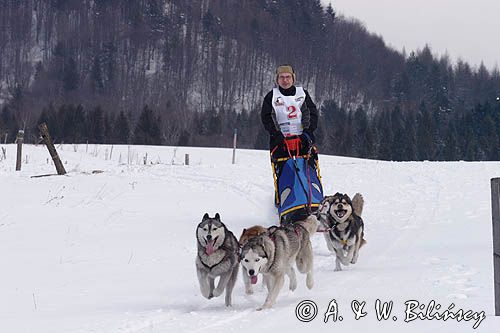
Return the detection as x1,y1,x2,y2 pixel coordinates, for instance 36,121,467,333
261,86,318,148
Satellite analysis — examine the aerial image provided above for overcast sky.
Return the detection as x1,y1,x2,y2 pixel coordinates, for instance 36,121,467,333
322,0,499,70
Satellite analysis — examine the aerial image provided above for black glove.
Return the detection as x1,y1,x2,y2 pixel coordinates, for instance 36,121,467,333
300,131,313,151
271,132,285,148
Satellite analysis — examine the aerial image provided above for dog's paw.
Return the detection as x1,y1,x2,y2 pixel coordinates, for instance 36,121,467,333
212,288,223,297
257,303,273,311
200,289,211,299
306,273,314,289
289,275,298,291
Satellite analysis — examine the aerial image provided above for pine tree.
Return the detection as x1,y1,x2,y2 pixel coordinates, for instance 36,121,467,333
59,104,86,143
73,104,87,143
87,106,105,143
113,111,130,144
325,3,336,22
376,110,393,160
463,129,478,161
443,122,460,161
177,129,190,146
341,112,354,157
103,112,113,144
207,110,222,135
1,105,19,143
403,113,417,161
43,103,60,142
390,105,406,161
416,102,435,160
481,114,499,160
133,105,162,145
350,106,376,159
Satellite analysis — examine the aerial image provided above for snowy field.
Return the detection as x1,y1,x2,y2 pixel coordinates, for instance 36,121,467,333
0,143,499,333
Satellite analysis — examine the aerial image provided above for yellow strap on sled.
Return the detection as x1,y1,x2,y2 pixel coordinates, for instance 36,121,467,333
271,158,279,205
279,203,321,218
274,154,311,162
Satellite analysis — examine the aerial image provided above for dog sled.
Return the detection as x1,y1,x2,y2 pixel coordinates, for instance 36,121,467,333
271,136,324,224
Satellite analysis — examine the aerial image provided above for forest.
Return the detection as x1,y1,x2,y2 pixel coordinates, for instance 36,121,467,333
0,0,498,160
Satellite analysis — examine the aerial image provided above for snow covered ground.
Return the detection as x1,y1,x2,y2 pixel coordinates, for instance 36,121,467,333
0,143,499,333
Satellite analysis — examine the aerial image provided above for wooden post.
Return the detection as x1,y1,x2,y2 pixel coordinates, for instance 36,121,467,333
232,128,237,164
3,133,7,144
15,130,24,171
185,153,189,166
38,123,66,175
492,178,500,315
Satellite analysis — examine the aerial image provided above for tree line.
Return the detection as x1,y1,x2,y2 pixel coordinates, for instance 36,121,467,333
317,100,499,161
1,97,497,161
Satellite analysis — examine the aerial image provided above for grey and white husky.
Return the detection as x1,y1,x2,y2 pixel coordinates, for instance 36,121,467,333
240,215,317,310
196,213,239,306
317,193,366,271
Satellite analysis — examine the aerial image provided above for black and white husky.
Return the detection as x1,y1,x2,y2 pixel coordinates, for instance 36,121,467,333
240,216,317,310
195,213,239,306
317,193,366,271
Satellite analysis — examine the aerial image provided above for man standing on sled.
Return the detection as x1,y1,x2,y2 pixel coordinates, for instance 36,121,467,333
261,65,323,223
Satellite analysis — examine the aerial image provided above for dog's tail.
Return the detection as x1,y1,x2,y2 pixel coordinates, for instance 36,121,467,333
352,193,364,216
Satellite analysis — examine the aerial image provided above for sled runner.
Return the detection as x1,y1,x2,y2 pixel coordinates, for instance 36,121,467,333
271,137,323,224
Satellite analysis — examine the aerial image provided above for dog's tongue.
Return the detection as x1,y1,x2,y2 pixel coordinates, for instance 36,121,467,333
250,275,258,284
206,240,215,255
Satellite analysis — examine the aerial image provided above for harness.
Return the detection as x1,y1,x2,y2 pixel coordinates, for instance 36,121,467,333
331,229,350,246
268,223,303,244
199,257,223,270
316,209,360,248
315,211,338,233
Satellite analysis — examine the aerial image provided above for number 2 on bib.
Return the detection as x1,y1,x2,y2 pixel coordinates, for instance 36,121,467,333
287,105,298,119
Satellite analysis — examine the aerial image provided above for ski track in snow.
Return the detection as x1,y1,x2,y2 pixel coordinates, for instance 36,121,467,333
0,144,499,333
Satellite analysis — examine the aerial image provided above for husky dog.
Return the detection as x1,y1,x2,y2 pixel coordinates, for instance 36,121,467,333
239,225,268,246
239,225,268,295
317,193,366,271
240,216,317,310
196,213,239,306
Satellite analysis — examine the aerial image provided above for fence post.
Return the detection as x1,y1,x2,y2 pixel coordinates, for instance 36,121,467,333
185,153,189,166
15,130,24,171
492,178,500,315
38,123,67,175
232,128,237,164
